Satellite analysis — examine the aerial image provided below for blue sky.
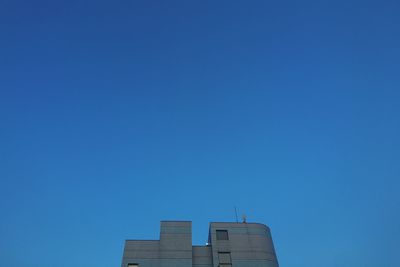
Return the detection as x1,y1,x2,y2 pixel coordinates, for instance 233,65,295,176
1,1,399,266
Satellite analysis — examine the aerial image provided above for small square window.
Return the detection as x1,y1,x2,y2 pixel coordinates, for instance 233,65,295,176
216,230,229,240
218,252,232,264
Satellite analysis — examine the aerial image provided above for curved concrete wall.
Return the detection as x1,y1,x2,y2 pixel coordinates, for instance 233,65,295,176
209,222,279,267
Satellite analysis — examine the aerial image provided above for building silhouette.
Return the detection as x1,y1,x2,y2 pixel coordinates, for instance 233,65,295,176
121,221,279,267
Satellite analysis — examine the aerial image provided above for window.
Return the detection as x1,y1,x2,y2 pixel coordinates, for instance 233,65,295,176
127,264,138,267
218,252,232,267
216,230,229,240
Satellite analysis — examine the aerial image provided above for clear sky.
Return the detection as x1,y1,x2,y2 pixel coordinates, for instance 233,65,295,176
1,1,399,267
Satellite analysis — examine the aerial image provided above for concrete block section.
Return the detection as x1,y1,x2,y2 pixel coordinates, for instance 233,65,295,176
121,221,279,267
160,221,192,253
209,222,279,267
193,246,213,267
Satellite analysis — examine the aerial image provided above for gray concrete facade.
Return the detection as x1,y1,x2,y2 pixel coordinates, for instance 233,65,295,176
121,221,279,267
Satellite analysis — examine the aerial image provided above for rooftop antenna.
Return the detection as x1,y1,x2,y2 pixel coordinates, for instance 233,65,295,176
242,213,247,223
234,206,239,223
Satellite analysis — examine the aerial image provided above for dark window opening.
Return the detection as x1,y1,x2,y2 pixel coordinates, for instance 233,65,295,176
128,264,139,267
219,252,232,267
216,230,229,240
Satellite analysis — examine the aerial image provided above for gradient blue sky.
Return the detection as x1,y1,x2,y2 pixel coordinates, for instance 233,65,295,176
1,1,400,267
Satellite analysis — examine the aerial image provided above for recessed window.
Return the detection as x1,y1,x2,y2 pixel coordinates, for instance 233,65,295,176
219,252,232,267
216,230,229,240
128,264,138,267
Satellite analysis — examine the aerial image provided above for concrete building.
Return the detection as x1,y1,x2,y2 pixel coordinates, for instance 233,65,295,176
121,221,279,267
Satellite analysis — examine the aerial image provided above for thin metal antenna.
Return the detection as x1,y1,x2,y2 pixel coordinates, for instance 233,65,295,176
234,206,239,223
